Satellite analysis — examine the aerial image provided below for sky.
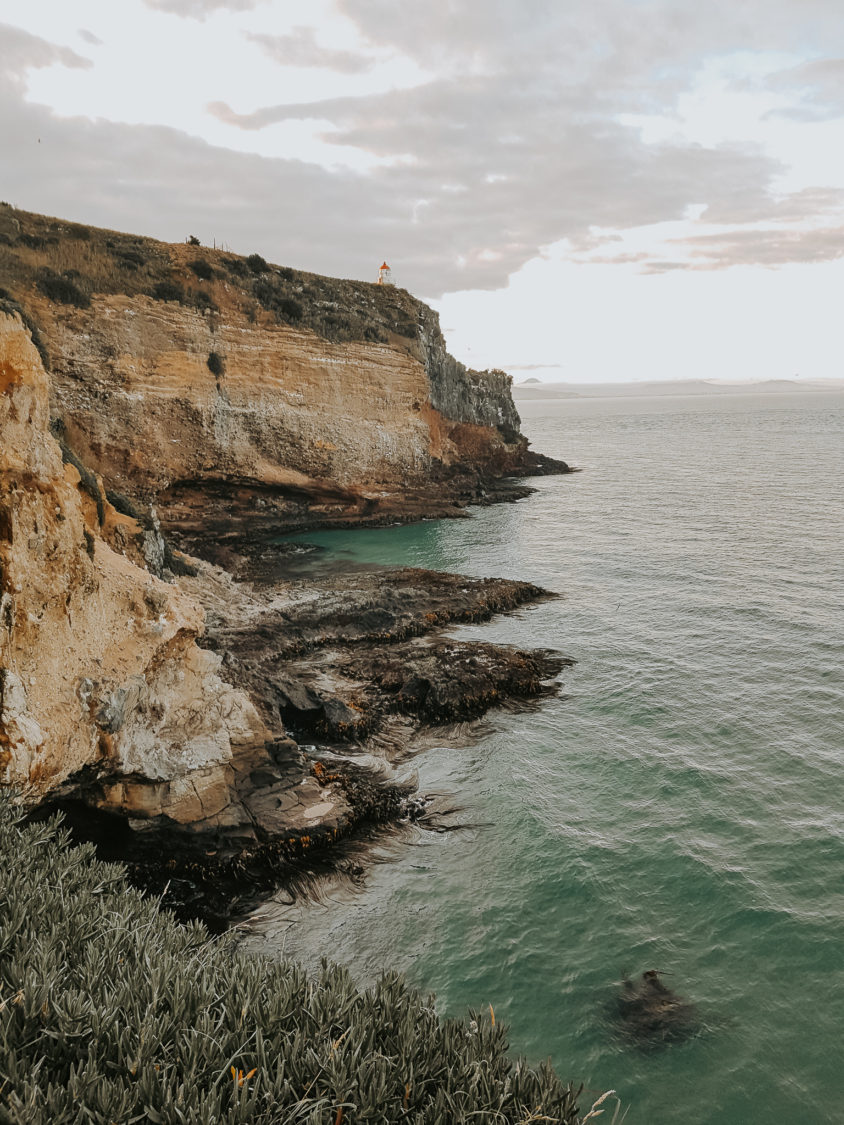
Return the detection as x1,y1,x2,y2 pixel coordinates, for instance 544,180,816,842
1,0,844,382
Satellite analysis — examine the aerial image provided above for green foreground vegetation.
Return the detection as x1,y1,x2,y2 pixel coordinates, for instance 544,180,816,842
0,797,587,1124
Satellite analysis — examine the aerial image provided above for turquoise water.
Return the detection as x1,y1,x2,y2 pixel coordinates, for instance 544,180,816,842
246,391,844,1123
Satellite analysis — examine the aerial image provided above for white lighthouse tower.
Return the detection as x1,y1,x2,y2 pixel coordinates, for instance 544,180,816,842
377,261,394,286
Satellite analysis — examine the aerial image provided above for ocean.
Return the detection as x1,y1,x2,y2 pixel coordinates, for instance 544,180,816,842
242,390,844,1124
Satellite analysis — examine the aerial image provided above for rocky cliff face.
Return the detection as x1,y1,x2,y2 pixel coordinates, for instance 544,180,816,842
0,207,565,557
420,320,520,438
47,295,443,491
0,312,268,820
0,310,561,836
0,212,572,916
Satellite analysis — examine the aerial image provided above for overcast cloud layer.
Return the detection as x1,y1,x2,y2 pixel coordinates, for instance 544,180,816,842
3,0,844,296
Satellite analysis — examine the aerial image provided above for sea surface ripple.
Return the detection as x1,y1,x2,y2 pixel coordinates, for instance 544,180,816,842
244,391,844,1124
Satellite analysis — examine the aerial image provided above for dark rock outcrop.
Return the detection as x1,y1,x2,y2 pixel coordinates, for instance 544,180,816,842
193,567,570,744
614,970,699,1047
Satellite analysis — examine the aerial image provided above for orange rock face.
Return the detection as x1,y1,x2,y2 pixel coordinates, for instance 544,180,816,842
48,294,437,496
27,287,530,547
0,312,267,812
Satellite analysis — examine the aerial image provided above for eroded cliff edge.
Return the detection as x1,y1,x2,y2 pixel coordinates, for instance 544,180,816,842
0,206,567,561
0,309,569,920
0,208,573,921
0,312,264,814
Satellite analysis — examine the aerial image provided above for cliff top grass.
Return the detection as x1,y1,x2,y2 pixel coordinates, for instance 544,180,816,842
0,794,589,1124
0,203,427,349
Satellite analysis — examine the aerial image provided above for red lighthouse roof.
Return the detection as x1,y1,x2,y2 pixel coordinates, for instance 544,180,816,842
380,261,389,269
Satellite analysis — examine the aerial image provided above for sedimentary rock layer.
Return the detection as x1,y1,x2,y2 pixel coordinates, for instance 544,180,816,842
0,206,567,551
0,211,576,920
0,312,266,816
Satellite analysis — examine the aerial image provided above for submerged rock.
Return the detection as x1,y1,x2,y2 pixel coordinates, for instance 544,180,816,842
614,970,699,1046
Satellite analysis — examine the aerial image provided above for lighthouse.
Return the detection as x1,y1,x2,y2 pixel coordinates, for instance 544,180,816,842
377,261,394,286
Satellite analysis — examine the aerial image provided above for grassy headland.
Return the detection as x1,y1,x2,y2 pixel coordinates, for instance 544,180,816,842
0,203,427,350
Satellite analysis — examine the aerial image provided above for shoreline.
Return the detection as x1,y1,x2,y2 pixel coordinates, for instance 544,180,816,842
39,506,573,929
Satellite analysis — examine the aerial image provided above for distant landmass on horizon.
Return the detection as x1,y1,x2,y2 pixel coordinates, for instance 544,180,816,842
512,376,844,398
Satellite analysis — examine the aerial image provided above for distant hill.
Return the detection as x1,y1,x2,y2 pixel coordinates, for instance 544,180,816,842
512,377,844,399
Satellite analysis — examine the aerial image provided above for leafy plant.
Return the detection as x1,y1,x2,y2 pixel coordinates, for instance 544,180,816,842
20,232,48,249
188,258,214,281
207,350,225,378
191,288,216,311
114,247,147,270
277,296,302,322
253,279,302,324
0,795,586,1124
224,256,249,278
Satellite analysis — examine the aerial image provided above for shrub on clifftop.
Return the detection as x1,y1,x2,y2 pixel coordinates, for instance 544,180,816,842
150,278,185,303
188,258,214,281
246,253,268,274
35,270,91,308
0,796,585,1124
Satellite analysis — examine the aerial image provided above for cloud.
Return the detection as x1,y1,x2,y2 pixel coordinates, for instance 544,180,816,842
7,3,844,296
78,29,103,47
0,23,92,90
0,49,408,289
207,72,783,292
142,0,262,18
508,363,566,371
640,260,694,273
201,0,844,288
702,186,844,226
245,27,376,74
337,0,844,73
672,225,844,269
574,185,844,273
766,56,844,121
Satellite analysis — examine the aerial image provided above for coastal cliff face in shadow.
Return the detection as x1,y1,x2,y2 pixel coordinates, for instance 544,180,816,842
0,205,566,559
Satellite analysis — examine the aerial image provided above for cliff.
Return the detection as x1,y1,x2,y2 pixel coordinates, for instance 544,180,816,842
0,206,565,558
0,308,564,870
0,209,572,918
0,311,272,817
0,211,587,1119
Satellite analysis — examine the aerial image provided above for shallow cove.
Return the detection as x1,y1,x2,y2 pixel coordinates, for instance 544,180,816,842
241,390,844,1125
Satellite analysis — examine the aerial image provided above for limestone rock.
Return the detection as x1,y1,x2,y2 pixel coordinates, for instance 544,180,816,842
0,214,568,550
0,312,268,809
